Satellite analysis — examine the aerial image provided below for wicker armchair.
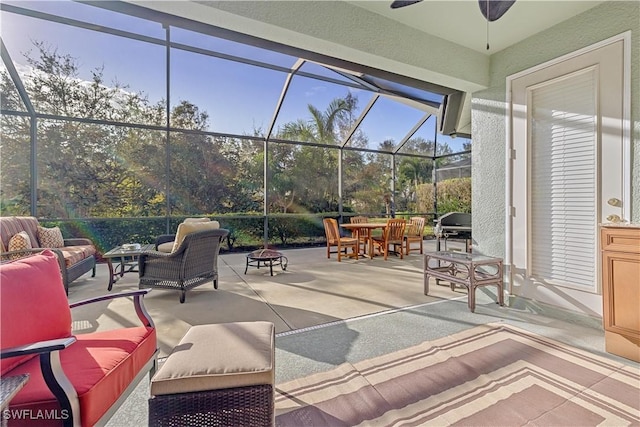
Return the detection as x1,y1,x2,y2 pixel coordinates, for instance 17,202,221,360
138,228,229,303
154,233,177,252
154,218,219,253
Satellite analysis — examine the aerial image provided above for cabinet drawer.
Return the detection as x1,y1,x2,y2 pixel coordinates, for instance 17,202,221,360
601,227,640,253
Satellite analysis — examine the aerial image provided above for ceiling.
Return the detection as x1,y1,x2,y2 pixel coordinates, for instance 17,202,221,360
111,0,609,135
347,0,607,54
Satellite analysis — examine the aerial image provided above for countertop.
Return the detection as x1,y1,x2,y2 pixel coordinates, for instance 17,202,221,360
600,222,640,229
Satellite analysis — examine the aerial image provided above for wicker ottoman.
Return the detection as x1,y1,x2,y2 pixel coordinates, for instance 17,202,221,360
148,322,275,427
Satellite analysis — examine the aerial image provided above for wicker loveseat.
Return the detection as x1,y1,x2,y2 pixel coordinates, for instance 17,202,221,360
0,216,96,293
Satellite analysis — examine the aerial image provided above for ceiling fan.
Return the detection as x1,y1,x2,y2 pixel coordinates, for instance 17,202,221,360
390,0,515,21
390,0,516,49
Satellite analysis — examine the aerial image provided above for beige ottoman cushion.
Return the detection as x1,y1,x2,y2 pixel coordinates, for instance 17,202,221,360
151,322,275,396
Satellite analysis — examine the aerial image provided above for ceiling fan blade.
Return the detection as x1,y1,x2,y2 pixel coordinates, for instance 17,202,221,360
478,0,516,21
390,0,423,9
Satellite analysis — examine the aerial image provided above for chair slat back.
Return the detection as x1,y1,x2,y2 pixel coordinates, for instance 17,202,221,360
385,219,406,242
349,216,369,239
323,218,340,243
408,217,426,236
350,216,369,224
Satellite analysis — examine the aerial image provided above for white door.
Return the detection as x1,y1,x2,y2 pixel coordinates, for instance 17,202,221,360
508,35,629,316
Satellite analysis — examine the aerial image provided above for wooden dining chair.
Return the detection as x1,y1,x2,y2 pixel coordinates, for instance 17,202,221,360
322,218,359,261
404,216,426,255
350,215,369,254
372,218,407,260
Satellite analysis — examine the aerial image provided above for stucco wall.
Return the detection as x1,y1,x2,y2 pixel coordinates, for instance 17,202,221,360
472,1,640,258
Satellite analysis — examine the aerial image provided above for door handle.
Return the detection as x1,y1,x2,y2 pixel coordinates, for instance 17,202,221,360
606,214,626,223
607,198,622,207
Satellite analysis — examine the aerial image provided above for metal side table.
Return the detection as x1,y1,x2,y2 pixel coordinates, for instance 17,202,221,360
424,251,504,312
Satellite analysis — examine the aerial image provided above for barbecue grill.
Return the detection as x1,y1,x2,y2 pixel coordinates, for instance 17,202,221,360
434,212,472,252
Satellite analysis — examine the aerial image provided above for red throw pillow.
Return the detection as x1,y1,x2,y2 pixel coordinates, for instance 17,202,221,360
0,250,72,375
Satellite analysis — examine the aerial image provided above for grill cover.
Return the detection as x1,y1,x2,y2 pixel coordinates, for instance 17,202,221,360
435,212,472,239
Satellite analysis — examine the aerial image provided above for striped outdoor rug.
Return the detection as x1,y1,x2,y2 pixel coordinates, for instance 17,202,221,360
275,323,640,426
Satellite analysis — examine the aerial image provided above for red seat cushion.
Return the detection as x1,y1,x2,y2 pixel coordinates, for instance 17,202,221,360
8,326,157,427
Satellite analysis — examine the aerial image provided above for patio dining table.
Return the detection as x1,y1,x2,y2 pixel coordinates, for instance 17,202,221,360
340,222,387,259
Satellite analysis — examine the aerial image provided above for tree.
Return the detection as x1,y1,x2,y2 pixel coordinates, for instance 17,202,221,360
271,95,355,213
1,39,456,226
1,42,167,217
279,97,352,145
1,42,267,218
0,69,31,215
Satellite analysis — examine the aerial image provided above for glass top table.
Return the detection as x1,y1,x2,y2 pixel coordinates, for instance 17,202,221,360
103,243,155,291
1,373,29,426
428,251,499,262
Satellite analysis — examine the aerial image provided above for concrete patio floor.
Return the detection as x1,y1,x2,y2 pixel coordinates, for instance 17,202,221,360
68,240,467,357
68,240,637,427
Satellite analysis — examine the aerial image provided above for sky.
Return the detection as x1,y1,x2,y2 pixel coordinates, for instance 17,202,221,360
1,0,469,152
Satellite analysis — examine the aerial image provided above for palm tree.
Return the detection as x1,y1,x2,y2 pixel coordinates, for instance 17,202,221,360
279,97,353,144
271,96,356,213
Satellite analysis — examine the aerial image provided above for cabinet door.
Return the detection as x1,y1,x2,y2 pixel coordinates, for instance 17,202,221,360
602,250,640,339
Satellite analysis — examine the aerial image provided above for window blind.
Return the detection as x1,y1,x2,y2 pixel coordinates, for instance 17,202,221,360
529,69,597,290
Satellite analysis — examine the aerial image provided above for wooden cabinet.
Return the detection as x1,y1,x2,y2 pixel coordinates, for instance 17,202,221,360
600,225,640,362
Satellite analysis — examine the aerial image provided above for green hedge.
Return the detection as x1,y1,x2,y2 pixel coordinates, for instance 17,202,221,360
40,211,444,259
40,214,331,257
415,178,471,214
